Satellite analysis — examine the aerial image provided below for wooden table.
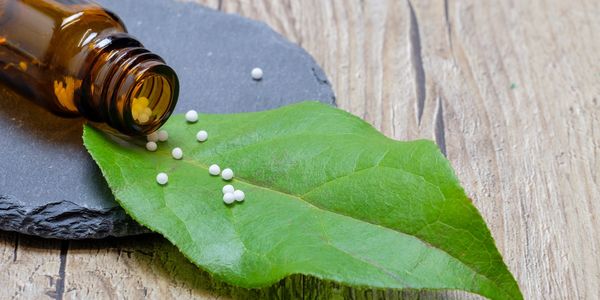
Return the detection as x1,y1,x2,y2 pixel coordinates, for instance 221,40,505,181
2,1,598,299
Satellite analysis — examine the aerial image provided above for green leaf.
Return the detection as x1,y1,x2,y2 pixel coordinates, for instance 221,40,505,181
83,102,521,300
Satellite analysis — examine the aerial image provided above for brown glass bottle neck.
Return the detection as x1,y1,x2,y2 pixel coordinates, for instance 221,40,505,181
79,33,178,135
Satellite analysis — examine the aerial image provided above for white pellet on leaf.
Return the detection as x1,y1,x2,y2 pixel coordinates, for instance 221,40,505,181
157,130,168,142
156,172,168,185
185,110,198,123
145,141,157,152
251,67,263,80
223,192,235,204
233,190,245,202
209,164,221,176
221,168,234,181
171,147,183,160
196,130,208,142
147,132,159,142
222,184,234,194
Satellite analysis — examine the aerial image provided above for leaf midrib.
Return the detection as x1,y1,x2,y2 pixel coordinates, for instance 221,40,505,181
148,148,512,299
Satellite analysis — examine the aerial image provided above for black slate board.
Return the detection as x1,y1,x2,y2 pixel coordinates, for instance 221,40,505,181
0,0,335,239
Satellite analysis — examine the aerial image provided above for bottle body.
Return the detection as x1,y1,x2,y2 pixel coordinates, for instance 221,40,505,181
0,0,178,135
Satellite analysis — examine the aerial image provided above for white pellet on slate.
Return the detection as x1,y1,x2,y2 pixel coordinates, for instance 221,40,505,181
251,67,263,80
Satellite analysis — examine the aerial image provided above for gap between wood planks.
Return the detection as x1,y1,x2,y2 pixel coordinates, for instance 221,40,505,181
54,241,69,300
407,0,447,156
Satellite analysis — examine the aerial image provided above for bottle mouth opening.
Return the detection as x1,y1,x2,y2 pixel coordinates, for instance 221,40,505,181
123,64,178,135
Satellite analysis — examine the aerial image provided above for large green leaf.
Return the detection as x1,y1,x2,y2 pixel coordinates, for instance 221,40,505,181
83,102,521,300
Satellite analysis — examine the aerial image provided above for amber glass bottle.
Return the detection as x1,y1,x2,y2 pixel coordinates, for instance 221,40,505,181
0,0,179,135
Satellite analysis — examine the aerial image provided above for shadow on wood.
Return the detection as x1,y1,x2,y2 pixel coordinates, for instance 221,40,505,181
66,235,474,300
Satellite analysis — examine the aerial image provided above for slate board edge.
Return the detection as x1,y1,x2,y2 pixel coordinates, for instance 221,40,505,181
0,197,149,239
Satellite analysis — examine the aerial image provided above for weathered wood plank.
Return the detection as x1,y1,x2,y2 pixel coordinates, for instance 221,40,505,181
62,236,221,299
0,233,65,299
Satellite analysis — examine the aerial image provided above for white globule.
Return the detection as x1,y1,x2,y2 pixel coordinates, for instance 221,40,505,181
233,190,245,202
223,192,235,204
146,132,159,142
185,110,198,123
196,130,208,142
156,172,168,185
209,164,221,176
157,130,169,142
171,147,183,160
251,67,263,80
222,184,234,194
145,141,158,152
221,168,234,180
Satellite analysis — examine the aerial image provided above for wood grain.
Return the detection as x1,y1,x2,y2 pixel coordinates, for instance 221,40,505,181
0,233,66,299
1,0,598,299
